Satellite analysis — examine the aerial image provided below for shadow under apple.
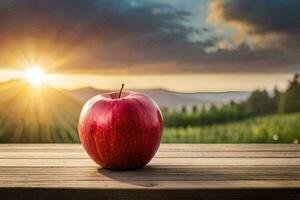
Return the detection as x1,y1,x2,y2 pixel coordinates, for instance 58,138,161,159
97,166,160,187
97,165,290,188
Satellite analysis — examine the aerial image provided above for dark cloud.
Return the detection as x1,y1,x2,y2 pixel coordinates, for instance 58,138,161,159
0,0,210,73
208,0,300,49
221,0,300,34
0,0,299,74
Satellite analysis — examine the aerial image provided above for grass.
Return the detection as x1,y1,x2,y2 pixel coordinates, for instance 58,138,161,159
162,112,300,143
0,79,299,143
0,80,80,143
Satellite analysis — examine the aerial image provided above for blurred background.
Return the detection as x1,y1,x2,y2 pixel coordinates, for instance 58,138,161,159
0,0,299,143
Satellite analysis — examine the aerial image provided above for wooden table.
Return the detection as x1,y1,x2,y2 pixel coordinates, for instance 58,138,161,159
0,144,299,200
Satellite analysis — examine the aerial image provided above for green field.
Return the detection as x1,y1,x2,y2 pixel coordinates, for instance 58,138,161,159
163,113,300,143
0,80,80,143
0,80,299,144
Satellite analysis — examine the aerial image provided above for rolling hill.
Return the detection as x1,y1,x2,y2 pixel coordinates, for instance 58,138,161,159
68,87,250,109
68,87,109,102
0,80,250,143
0,80,81,143
177,91,250,105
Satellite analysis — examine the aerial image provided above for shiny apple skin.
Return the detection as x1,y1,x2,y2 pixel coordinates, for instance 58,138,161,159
78,91,164,170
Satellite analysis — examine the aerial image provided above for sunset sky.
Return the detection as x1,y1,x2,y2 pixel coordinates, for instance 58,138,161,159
0,0,299,92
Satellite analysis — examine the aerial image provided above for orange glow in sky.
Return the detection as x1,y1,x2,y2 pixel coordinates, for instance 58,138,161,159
0,69,292,92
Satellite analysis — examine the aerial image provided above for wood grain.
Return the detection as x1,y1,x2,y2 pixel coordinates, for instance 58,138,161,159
0,144,299,200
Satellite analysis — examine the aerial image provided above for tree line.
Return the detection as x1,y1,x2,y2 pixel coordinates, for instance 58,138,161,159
164,74,300,128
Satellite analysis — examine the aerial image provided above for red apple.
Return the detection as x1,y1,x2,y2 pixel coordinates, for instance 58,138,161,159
78,84,164,169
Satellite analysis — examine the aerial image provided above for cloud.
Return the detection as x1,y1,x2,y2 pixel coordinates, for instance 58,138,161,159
0,0,299,74
0,0,211,73
208,0,300,50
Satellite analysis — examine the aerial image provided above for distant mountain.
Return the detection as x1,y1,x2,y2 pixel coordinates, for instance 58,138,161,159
68,87,109,102
132,88,203,108
0,80,81,143
68,87,250,109
178,91,251,105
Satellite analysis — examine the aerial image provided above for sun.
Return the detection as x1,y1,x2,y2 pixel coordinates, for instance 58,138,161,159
24,66,46,86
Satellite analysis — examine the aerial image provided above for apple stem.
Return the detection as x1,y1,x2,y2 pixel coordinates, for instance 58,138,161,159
118,83,125,98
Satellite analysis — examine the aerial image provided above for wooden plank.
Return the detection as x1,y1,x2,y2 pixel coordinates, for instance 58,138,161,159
0,144,300,152
0,144,299,200
1,180,300,189
0,188,299,200
0,166,300,182
0,157,299,167
0,151,299,158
